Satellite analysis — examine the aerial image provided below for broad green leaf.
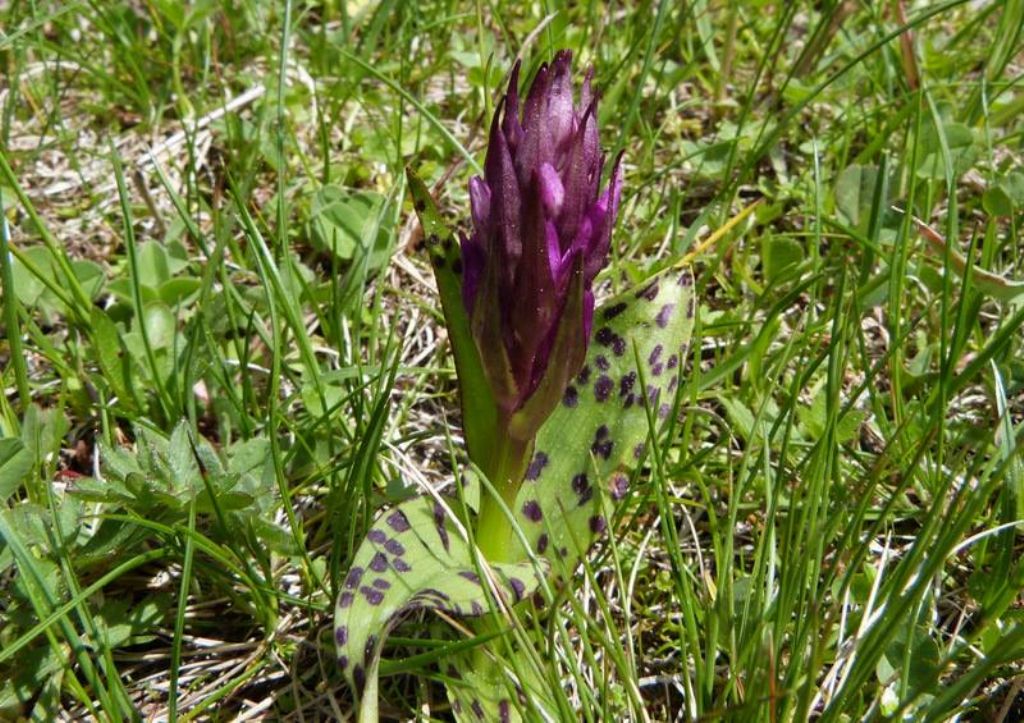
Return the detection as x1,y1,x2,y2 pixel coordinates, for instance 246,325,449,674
834,163,893,231
90,307,138,410
761,236,804,283
407,169,500,469
512,266,696,575
333,495,543,706
141,301,176,350
309,185,387,262
158,277,202,306
0,438,31,502
136,240,171,289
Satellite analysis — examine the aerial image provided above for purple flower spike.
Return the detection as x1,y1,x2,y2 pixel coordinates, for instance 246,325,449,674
463,50,623,439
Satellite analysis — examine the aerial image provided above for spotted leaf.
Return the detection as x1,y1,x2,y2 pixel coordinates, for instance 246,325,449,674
334,495,544,703
512,266,695,571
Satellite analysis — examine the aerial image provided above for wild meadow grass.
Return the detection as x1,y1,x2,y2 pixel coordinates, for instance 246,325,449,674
1,1,1023,720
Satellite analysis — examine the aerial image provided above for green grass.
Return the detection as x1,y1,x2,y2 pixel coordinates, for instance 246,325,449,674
1,0,1024,719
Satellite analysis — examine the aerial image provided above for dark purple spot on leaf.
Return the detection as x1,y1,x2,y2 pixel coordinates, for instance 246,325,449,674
471,601,484,615
499,700,511,723
335,626,348,645
372,578,391,590
678,271,693,286
647,384,660,404
563,385,578,407
572,473,589,493
659,403,671,418
522,500,543,522
433,502,450,551
361,586,384,605
558,546,569,558
668,376,678,393
667,354,679,369
509,577,526,601
536,533,549,554
603,302,628,320
609,472,629,500
591,426,613,459
634,442,646,459
367,528,386,544
525,451,549,481
459,570,480,584
596,327,614,346
596,354,610,371
656,304,675,328
386,509,411,532
344,567,364,590
620,371,636,399
393,558,411,573
384,539,405,556
338,654,348,670
651,362,664,376
649,344,664,366
353,664,366,691
339,592,354,609
576,364,591,384
369,552,388,573
578,486,594,506
472,700,485,719
362,634,378,663
594,375,613,401
611,335,626,357
590,515,607,534
364,635,378,662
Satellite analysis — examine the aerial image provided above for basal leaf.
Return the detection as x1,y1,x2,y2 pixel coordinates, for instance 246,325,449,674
513,266,695,573
406,169,500,469
334,495,543,702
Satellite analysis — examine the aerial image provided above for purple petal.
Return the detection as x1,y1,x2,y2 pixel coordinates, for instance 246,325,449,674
483,99,522,288
460,233,486,312
584,153,622,283
537,163,564,217
583,289,595,341
469,177,491,231
501,62,523,149
545,51,576,151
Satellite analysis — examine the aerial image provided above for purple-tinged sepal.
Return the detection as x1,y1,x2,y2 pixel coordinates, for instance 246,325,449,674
465,50,623,444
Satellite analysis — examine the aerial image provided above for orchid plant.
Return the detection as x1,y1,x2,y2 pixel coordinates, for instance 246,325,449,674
334,51,694,720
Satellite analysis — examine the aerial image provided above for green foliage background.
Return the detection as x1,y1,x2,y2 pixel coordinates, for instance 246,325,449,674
1,0,1023,719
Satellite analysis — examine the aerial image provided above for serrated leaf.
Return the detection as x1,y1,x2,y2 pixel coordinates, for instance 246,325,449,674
407,169,500,469
334,495,543,701
511,266,695,574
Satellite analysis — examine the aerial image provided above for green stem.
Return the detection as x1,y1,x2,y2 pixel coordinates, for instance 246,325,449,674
475,427,532,563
